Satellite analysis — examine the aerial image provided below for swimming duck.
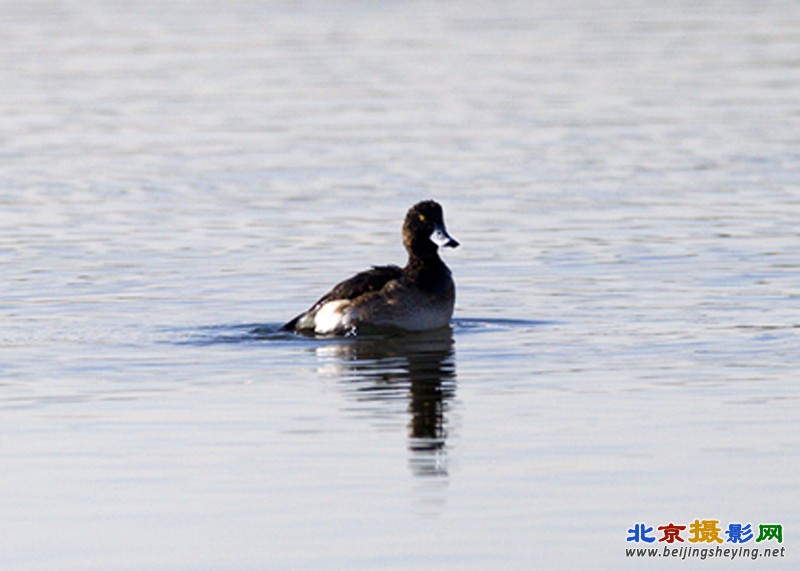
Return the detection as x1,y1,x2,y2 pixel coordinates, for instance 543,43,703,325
283,200,459,335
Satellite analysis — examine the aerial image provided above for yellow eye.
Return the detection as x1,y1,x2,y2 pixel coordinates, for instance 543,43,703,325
418,214,426,222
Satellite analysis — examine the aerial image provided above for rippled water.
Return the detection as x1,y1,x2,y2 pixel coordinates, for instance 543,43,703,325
2,1,798,569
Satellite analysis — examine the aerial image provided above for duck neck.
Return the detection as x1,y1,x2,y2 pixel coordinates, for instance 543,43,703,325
404,247,449,288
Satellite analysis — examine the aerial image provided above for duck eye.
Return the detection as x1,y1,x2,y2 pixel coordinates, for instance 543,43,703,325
418,214,426,222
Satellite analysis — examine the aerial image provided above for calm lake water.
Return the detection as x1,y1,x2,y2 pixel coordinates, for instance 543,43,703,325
2,1,798,569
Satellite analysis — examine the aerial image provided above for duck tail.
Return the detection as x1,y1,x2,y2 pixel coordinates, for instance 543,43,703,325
281,314,302,331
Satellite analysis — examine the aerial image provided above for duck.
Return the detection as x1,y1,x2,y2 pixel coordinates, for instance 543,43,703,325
282,200,459,335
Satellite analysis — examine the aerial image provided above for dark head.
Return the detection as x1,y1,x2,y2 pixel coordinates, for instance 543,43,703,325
403,200,459,256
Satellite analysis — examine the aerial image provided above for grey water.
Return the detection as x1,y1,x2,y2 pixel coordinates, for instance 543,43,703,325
2,1,798,569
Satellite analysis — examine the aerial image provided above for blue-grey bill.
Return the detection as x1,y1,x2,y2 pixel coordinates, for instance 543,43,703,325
430,226,459,248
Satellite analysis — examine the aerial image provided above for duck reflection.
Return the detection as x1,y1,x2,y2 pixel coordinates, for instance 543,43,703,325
315,328,456,478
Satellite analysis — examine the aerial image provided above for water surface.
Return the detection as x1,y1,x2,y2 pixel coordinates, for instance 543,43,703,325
1,1,798,569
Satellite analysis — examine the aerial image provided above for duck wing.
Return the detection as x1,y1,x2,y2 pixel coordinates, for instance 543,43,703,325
282,265,403,331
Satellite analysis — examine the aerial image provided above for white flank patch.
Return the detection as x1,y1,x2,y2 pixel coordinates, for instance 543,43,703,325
313,300,351,334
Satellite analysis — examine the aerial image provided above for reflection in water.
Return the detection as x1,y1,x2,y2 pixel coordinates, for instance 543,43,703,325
315,329,456,478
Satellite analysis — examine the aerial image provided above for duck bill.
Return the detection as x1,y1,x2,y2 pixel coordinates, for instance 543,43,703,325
430,225,459,248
